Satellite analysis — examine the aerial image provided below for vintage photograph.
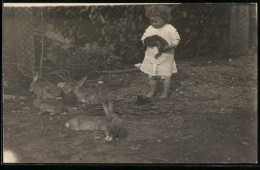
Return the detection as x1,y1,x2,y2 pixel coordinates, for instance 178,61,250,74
2,3,257,163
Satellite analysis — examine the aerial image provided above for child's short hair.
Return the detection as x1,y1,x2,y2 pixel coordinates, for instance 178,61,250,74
145,5,172,23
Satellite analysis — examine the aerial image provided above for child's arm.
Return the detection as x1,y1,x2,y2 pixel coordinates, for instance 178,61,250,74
141,26,152,44
162,26,180,52
162,40,180,52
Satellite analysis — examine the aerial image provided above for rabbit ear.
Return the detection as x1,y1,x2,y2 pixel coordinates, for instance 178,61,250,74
108,101,113,113
79,76,87,87
71,82,79,90
32,72,39,83
103,101,111,119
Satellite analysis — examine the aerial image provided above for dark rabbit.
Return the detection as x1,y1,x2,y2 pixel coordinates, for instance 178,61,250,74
136,95,151,105
144,35,169,59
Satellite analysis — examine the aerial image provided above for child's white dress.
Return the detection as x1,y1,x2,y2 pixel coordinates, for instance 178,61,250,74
140,24,180,77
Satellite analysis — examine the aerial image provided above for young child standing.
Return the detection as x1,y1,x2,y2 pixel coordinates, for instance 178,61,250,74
140,5,181,99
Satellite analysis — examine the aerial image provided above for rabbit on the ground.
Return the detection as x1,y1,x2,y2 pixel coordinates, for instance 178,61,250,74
72,76,105,104
30,72,61,99
65,101,127,141
136,95,151,105
33,97,64,115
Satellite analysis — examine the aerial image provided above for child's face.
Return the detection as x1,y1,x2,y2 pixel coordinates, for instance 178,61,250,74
150,16,165,29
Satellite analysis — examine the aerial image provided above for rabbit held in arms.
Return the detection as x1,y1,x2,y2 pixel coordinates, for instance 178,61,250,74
144,35,169,59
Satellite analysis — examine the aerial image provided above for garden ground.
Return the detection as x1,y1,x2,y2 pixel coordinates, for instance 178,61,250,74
3,54,257,163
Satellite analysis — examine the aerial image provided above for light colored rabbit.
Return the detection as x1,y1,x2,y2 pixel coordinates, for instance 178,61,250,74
30,72,61,99
65,101,126,141
72,76,104,104
33,97,64,115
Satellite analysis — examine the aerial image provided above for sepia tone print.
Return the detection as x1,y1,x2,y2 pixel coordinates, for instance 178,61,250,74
2,3,257,163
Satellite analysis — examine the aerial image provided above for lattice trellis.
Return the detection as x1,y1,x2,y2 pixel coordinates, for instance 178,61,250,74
229,5,250,55
13,7,35,68
3,8,16,63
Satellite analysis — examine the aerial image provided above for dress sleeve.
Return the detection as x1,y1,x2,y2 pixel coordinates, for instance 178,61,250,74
141,26,152,42
169,25,181,45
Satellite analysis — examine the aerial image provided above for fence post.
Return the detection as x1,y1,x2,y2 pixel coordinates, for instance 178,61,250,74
229,5,250,55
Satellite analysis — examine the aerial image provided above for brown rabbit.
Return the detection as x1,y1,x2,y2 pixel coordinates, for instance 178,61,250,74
65,101,125,141
33,97,64,115
30,72,61,99
72,76,105,104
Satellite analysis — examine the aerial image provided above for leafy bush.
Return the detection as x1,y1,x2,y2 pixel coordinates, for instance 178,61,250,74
172,4,230,58
40,4,231,75
43,6,149,74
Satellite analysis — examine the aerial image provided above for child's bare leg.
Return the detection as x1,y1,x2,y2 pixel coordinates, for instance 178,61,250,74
160,76,171,99
146,75,157,98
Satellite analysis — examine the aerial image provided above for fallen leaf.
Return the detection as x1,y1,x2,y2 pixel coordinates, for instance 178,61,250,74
98,81,104,84
94,136,101,139
73,140,83,146
242,142,248,145
21,107,30,110
130,146,139,150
